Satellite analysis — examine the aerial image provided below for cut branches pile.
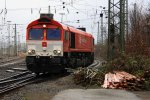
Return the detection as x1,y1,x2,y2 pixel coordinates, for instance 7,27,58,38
73,67,104,86
102,71,145,90
72,66,147,90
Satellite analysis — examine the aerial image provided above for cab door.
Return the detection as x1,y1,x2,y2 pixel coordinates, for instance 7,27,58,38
63,30,69,52
70,32,75,48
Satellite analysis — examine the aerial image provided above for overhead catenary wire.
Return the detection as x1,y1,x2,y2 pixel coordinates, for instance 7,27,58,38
0,0,105,44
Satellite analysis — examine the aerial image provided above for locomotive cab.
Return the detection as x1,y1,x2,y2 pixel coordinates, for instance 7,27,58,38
27,27,63,57
26,14,65,73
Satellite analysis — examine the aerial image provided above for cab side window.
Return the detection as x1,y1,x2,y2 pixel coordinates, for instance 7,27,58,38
64,31,69,40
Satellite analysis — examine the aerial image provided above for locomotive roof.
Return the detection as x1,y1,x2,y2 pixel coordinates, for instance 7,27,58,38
27,17,94,38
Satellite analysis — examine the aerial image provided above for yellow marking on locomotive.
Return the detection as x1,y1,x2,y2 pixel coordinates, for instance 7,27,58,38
44,30,46,40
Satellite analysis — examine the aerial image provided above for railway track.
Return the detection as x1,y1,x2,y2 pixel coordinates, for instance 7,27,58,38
0,57,23,64
88,60,101,68
0,58,25,68
0,60,100,95
0,71,36,94
65,60,101,73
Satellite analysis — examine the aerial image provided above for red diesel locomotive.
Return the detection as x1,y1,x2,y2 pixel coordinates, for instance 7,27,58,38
26,14,94,74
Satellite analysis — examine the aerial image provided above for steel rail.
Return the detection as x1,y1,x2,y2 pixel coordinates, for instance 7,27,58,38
0,71,36,94
0,71,30,82
88,60,101,68
66,60,101,73
0,57,22,64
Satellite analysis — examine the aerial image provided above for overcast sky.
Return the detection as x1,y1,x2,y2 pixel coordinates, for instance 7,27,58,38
0,0,149,43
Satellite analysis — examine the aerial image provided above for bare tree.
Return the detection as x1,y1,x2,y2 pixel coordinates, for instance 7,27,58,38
126,3,150,56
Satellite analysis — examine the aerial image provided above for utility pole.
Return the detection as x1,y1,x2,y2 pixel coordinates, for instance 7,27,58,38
7,21,11,56
97,21,100,44
1,35,3,56
134,3,137,30
126,0,129,41
59,13,65,23
107,0,128,60
100,13,104,44
4,0,7,24
48,6,51,14
14,24,17,56
18,34,20,54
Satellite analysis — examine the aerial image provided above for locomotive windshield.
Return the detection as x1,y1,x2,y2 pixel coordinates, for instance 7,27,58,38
47,29,61,40
29,29,43,40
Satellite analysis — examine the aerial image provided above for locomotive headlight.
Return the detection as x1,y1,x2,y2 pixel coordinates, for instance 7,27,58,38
57,50,61,54
43,24,46,28
28,49,32,54
53,50,61,55
53,50,57,54
28,49,36,55
31,50,36,54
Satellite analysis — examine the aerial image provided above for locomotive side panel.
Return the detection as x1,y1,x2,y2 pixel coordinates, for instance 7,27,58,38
68,27,94,52
75,33,93,52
